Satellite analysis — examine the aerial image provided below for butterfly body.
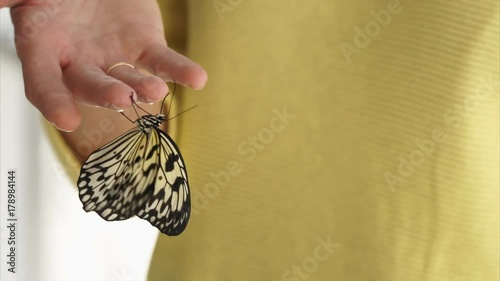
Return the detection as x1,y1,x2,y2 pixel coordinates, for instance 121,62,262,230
77,112,190,236
136,114,166,130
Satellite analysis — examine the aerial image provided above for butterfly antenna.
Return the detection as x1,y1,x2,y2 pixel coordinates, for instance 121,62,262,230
159,82,174,115
167,104,198,121
164,81,177,118
130,93,141,119
120,112,135,124
133,101,154,116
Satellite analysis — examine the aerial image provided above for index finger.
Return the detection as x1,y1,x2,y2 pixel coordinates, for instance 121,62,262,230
138,43,208,90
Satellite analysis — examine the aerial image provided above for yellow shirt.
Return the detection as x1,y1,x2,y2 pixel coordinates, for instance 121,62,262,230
51,0,499,280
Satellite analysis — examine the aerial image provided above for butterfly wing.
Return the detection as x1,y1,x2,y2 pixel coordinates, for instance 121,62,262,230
77,128,158,221
136,128,190,236
105,128,160,219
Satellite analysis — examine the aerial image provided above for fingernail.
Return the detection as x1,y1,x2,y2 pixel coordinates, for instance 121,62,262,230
138,97,155,103
192,82,206,90
52,122,73,132
109,104,124,112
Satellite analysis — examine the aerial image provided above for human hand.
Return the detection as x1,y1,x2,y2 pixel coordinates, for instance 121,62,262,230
9,0,207,131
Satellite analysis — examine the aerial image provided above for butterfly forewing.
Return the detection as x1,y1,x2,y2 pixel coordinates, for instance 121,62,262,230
78,129,144,220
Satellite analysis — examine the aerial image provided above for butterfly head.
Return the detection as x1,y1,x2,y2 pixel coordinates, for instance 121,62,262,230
136,114,166,129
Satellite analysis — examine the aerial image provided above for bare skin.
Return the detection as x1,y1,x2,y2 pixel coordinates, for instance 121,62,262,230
4,0,207,160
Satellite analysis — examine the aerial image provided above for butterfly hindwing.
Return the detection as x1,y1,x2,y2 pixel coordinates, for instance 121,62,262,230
105,129,160,219
136,129,190,236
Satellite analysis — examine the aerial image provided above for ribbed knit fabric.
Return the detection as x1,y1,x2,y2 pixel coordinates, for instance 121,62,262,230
150,1,499,280
48,1,499,280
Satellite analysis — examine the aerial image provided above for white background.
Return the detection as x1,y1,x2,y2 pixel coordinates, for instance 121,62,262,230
0,9,157,281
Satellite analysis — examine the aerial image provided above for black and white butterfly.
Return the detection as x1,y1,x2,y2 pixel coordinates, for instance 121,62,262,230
77,85,190,236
